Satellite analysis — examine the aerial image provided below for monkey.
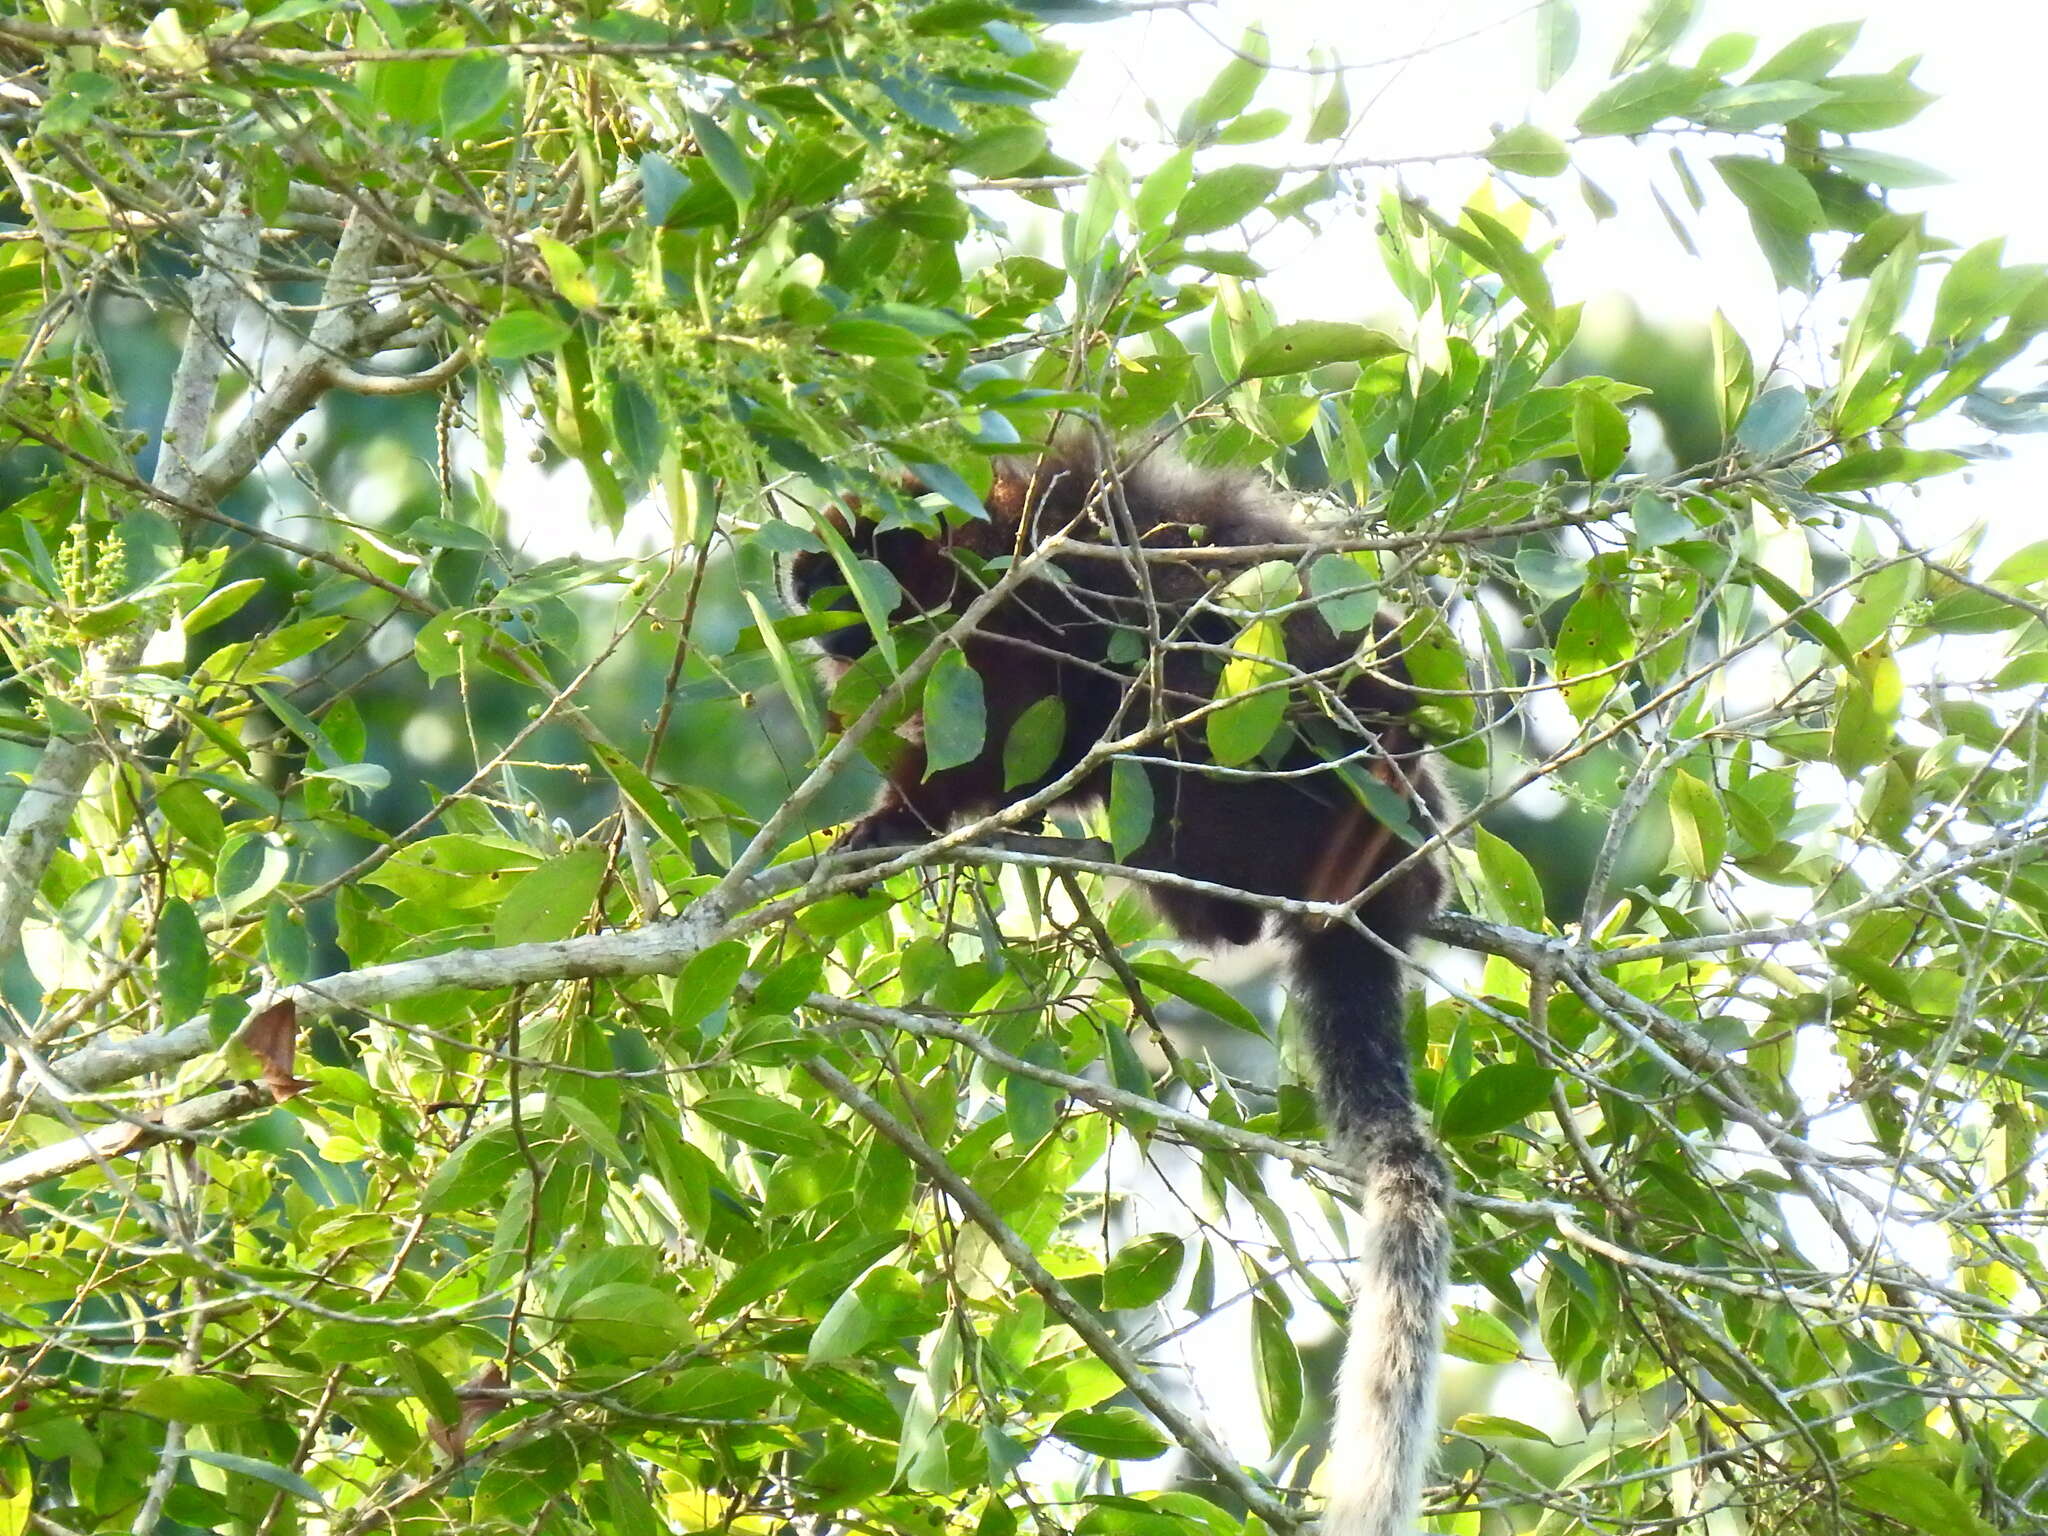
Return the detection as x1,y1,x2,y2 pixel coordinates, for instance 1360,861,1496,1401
783,440,1450,1536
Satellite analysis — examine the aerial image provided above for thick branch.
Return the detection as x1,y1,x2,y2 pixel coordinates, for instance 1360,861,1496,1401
29,837,1547,1105
0,202,255,966
189,208,398,501
0,1083,268,1195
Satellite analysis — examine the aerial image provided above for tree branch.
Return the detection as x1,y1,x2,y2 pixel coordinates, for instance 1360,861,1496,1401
0,1083,268,1195
803,1054,1303,1530
0,198,255,967
26,835,1554,1108
0,15,820,68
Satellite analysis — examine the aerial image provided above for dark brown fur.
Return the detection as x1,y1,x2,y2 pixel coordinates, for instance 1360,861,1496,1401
789,451,1442,936
784,442,1451,1536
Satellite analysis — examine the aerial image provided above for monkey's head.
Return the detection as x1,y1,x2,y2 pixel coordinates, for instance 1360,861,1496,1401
780,494,985,664
781,519,917,662
778,448,1114,661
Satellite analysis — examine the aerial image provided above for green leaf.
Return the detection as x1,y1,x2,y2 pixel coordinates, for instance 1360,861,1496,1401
1631,494,1695,557
1306,68,1350,141
386,1346,461,1425
1219,560,1299,613
1102,1233,1185,1310
1251,1294,1303,1447
1840,235,1919,405
1735,385,1807,454
1052,1408,1170,1461
1572,390,1630,479
1552,582,1628,720
1207,617,1288,766
1576,62,1706,135
156,896,209,1020
806,1292,878,1365
440,54,512,139
674,941,749,1030
1443,1306,1523,1365
550,1091,628,1166
1987,542,2048,587
201,615,350,682
1932,238,2014,345
1440,1063,1554,1138
1612,0,1695,73
809,518,901,672
819,317,929,357
694,1089,826,1157
534,234,598,311
654,1368,777,1424
1217,107,1290,145
1693,79,1835,131
492,845,608,945
1238,321,1403,379
1667,769,1726,879
1473,827,1545,929
1749,20,1859,83
1178,27,1267,138
1458,208,1556,334
215,830,289,917
1713,155,1824,234
177,1450,325,1509
1709,309,1755,439
1821,146,1949,190
1005,1042,1060,1146
1714,155,1822,290
923,649,988,776
423,1125,523,1211
685,108,755,211
131,1376,262,1425
1309,553,1378,633
1807,447,1967,493
588,741,697,859
1172,165,1282,238
1798,70,1935,133
1485,124,1569,178
1831,652,1901,776
1133,146,1195,237
1108,760,1154,862
484,308,570,361
1454,1412,1555,1443
1003,695,1068,790
1837,557,1920,653
954,123,1048,178
1126,959,1264,1035
640,152,685,225
1536,1,1580,91
182,577,264,635
1698,34,1756,72
565,1282,697,1357
1847,1461,1997,1536
404,515,494,552
1743,560,1854,664
263,902,312,985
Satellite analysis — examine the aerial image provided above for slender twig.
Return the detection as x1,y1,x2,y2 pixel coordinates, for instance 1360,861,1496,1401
804,1054,1303,1530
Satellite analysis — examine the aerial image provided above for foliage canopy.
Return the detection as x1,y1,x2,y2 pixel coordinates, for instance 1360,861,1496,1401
3,2,2048,1534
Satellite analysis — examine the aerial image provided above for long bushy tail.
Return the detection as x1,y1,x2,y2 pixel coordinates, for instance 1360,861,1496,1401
1290,923,1450,1536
